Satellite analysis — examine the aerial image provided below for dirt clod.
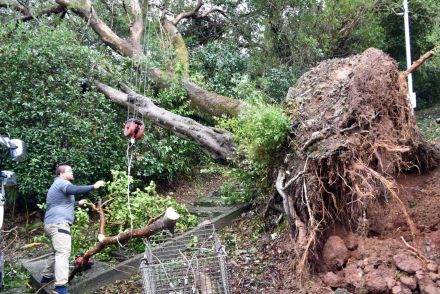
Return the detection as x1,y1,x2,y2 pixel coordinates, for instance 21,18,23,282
428,263,439,272
393,252,423,273
320,271,346,288
400,276,417,290
364,272,389,292
322,235,349,270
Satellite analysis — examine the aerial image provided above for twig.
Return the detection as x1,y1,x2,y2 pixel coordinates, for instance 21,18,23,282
2,233,18,251
400,236,428,263
301,128,331,151
284,157,309,189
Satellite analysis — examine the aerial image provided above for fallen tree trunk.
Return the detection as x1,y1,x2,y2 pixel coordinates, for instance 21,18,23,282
69,205,179,282
148,69,246,117
95,81,235,160
278,48,440,275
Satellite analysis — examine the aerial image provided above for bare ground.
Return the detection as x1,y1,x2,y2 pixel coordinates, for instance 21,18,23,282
223,165,440,293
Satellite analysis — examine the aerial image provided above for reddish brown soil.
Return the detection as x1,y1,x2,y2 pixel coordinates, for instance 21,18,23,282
223,166,440,293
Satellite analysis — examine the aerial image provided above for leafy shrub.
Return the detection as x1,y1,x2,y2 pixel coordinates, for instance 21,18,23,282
134,130,204,181
191,42,247,97
71,171,198,257
223,101,291,163
219,101,291,203
2,262,29,290
0,24,126,203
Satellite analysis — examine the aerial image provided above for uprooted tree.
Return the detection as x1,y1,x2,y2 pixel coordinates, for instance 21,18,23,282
276,47,439,274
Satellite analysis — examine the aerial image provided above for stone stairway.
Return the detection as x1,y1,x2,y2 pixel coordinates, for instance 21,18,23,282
21,190,249,293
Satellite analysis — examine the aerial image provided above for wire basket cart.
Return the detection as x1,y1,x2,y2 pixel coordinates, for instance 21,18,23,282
140,224,231,294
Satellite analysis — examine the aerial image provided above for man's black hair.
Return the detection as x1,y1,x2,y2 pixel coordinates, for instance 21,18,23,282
55,164,71,176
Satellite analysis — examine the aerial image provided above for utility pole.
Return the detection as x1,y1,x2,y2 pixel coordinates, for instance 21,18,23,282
403,0,416,110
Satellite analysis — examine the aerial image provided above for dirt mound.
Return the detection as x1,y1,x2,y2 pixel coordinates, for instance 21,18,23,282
225,166,440,293
315,167,440,293
276,48,440,276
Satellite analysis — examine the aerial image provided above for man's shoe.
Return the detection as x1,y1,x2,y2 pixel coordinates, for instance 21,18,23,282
40,276,54,284
53,285,69,294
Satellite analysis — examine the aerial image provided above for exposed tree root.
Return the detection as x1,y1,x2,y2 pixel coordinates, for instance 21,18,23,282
272,48,440,277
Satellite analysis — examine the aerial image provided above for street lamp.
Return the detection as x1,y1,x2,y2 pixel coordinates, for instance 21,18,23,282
403,0,416,110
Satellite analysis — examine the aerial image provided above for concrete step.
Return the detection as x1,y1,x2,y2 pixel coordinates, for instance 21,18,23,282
192,195,224,207
186,204,231,217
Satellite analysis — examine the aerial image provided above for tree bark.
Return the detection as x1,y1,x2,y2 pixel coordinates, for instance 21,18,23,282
55,0,141,59
54,0,246,118
162,19,190,76
69,207,180,282
95,81,235,159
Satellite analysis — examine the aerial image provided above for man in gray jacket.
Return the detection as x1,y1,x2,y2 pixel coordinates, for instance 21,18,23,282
40,164,105,294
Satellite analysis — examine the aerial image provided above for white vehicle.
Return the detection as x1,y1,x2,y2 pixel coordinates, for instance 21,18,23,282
0,135,26,288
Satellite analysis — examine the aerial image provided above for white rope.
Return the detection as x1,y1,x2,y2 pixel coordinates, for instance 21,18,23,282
124,0,154,245
126,140,135,240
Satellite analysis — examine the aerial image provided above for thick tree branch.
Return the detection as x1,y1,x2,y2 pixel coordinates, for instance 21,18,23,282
144,68,246,117
161,1,226,76
55,0,137,58
0,1,65,21
129,0,143,55
162,19,190,75
182,77,246,117
19,5,65,21
95,81,235,159
401,49,436,78
165,0,226,72
171,0,203,26
69,207,179,282
169,0,225,25
194,7,226,19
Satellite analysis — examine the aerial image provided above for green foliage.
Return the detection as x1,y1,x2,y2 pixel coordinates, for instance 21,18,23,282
70,171,198,257
257,65,298,103
416,105,440,142
191,42,297,102
219,101,291,203
191,42,247,98
134,130,204,181
2,262,29,290
0,24,126,203
222,101,290,163
71,206,98,257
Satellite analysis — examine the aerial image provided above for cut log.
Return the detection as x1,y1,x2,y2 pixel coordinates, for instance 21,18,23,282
69,207,179,282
